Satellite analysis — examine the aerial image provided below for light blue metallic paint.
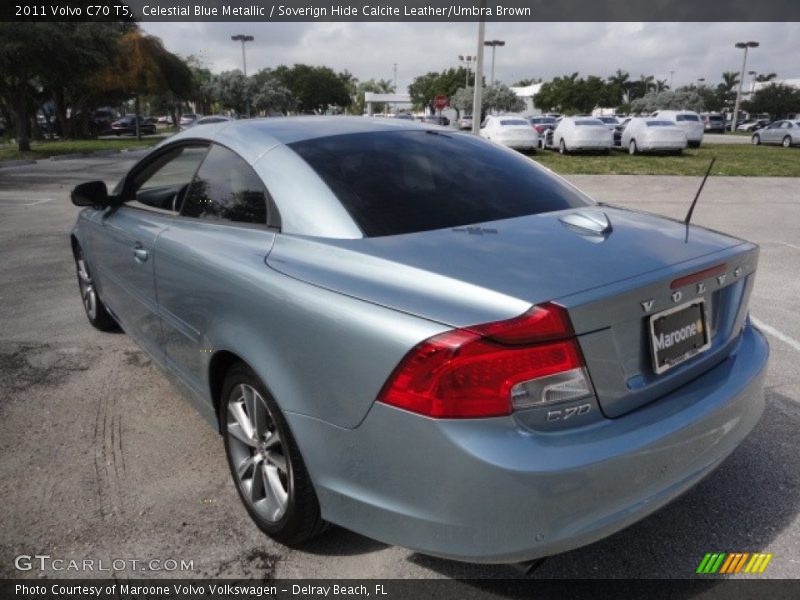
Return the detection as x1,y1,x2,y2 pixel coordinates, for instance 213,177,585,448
71,117,767,563
285,323,767,563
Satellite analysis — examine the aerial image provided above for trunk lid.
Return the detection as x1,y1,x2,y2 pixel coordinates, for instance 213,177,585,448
267,206,757,417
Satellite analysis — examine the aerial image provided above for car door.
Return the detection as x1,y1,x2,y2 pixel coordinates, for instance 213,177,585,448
154,143,281,404
760,121,781,144
88,143,208,360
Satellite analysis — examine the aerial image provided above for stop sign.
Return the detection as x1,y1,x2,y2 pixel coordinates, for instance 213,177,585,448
434,94,448,110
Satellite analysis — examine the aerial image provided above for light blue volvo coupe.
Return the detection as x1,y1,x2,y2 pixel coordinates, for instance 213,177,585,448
70,117,768,564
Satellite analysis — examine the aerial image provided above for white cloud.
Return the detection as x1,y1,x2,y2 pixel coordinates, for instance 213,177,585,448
142,21,800,90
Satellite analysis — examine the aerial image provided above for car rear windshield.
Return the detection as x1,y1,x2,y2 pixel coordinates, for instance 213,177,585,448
532,117,556,124
575,119,604,126
289,130,592,237
708,115,724,121
646,121,674,127
500,119,530,126
676,114,700,122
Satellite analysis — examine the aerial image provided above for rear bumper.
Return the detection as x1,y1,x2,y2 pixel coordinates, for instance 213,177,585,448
498,137,538,149
286,323,767,564
640,139,686,151
570,138,612,150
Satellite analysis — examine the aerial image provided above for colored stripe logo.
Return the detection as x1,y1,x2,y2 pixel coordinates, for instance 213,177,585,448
696,552,773,574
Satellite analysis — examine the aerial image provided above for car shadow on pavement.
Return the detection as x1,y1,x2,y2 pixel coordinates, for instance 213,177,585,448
408,389,800,582
298,524,390,557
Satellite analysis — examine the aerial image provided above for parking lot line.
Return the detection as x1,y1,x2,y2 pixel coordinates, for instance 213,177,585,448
23,198,53,206
752,316,800,353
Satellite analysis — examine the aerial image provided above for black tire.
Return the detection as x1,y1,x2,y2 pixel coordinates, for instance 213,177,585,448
220,362,325,546
74,246,118,332
783,136,792,148
688,141,701,149
751,134,761,145
628,139,638,155
558,139,567,155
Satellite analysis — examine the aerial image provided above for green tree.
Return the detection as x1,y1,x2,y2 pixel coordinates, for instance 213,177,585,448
408,68,471,113
742,84,800,119
716,71,741,110
250,69,296,115
206,70,251,115
97,31,191,139
534,73,615,114
451,83,524,118
273,64,351,113
630,90,705,113
512,78,541,87
607,69,631,104
0,23,130,150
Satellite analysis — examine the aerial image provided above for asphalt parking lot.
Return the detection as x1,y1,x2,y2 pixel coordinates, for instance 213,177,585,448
1,153,798,580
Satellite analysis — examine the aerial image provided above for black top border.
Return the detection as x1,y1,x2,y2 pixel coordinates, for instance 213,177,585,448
2,0,799,22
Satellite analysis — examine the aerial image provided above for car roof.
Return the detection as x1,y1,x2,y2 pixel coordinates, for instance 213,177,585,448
161,116,446,164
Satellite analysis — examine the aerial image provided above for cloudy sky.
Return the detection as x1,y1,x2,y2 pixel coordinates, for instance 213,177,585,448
141,22,800,91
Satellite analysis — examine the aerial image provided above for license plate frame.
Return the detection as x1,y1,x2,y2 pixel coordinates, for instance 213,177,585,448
648,299,711,375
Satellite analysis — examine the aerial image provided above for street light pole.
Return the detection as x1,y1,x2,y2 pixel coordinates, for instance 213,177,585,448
231,34,254,117
669,70,675,89
458,55,474,87
748,70,757,94
731,41,758,132
484,40,505,87
471,11,486,135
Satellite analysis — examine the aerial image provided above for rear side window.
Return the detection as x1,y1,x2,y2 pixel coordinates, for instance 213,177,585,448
676,114,700,122
181,144,279,227
289,130,592,237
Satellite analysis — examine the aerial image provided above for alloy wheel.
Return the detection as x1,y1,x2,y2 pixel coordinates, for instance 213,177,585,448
226,383,290,523
76,256,97,320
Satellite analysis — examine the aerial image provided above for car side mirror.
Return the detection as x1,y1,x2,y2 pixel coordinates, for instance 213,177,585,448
71,181,110,209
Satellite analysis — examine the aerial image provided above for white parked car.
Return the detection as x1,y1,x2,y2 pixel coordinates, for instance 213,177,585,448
551,117,613,154
479,115,539,151
651,110,704,147
621,118,687,155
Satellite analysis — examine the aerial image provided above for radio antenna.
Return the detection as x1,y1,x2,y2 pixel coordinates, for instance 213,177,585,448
685,157,716,225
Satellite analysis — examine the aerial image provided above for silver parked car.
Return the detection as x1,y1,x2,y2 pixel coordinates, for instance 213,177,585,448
479,115,539,151
551,117,614,153
621,118,688,155
751,120,800,147
70,117,768,564
651,110,704,148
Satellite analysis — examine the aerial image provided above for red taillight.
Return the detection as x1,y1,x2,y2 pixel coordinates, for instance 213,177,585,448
377,303,584,418
534,125,545,133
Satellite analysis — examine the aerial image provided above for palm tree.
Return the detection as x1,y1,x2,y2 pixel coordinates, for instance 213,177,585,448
607,69,630,104
755,72,777,82
375,78,396,94
655,79,668,92
720,71,740,93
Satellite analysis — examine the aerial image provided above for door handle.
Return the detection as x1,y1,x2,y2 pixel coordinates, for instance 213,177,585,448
133,243,149,262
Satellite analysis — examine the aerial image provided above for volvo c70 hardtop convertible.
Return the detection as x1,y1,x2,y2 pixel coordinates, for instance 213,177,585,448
70,117,768,564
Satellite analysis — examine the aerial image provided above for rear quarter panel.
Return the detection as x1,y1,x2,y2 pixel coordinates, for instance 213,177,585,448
154,224,448,430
